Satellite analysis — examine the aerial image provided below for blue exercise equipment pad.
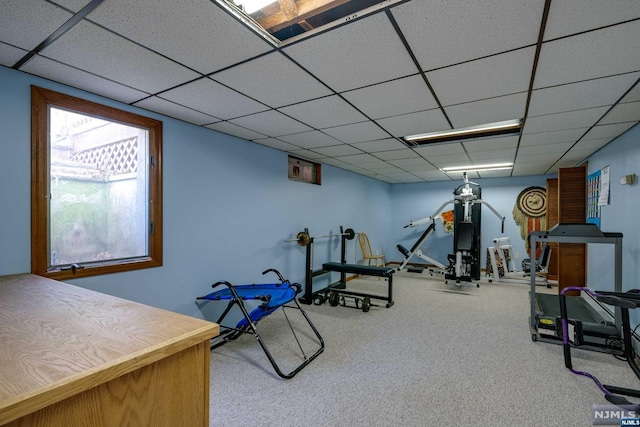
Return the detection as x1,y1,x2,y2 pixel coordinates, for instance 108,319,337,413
197,268,324,379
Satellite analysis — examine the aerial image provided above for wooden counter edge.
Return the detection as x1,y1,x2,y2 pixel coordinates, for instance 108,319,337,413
0,322,219,425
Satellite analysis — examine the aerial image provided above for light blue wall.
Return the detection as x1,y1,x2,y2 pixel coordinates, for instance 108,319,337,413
585,122,640,325
0,66,391,318
388,175,551,270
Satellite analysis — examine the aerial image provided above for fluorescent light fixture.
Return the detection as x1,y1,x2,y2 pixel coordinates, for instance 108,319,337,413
233,0,276,13
403,119,522,145
441,163,513,173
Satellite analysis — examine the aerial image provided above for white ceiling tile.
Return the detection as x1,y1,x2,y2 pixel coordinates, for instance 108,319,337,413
337,153,382,164
282,13,416,92
544,0,640,41
341,75,438,119
49,0,92,12
528,73,640,116
40,21,200,93
426,47,535,106
311,144,364,157
373,149,420,161
160,78,268,120
512,163,553,176
388,157,434,168
379,171,421,181
86,0,273,74
278,130,342,149
445,93,528,129
376,109,450,138
354,160,395,170
463,136,519,152
230,110,312,137
621,84,640,103
477,170,513,179
320,157,350,168
413,142,464,157
253,138,300,151
205,121,267,140
22,55,150,104
0,42,27,67
517,141,573,156
133,96,220,125
390,0,543,70
321,121,390,143
211,52,332,108
534,20,640,89
413,170,451,181
523,107,610,134
520,127,589,143
571,138,611,151
423,154,471,169
1,1,72,50
598,102,640,125
288,149,327,160
583,122,636,140
366,165,404,174
468,150,516,162
278,95,368,129
516,152,563,163
350,138,406,153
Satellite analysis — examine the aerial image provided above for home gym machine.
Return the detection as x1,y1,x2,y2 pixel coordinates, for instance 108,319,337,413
398,172,505,286
560,286,640,410
529,223,624,353
285,227,395,312
487,236,551,286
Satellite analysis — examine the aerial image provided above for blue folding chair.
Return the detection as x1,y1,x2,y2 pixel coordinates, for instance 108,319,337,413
197,269,324,379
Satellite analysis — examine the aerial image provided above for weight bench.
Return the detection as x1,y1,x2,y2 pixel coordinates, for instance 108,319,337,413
196,269,324,379
321,262,395,311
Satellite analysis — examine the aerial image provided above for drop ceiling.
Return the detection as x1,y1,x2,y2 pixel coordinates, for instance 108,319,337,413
2,0,639,183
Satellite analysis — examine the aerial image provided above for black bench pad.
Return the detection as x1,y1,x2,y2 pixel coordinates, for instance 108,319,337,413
322,262,395,278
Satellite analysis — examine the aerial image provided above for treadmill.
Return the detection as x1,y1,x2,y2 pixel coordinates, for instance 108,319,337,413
529,224,624,353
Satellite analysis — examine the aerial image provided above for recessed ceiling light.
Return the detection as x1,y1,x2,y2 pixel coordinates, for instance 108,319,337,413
441,163,514,173
404,119,522,146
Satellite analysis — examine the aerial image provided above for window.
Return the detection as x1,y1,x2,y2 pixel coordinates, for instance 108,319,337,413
31,86,162,280
288,155,321,184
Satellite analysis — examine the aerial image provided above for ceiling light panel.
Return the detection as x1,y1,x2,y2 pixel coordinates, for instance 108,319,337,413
39,20,200,93
390,0,543,71
523,107,610,134
22,55,150,105
341,75,439,119
544,0,640,41
282,12,417,92
0,1,72,51
277,130,343,149
160,78,268,120
528,73,640,117
534,20,640,89
86,0,274,74
426,47,536,106
376,109,450,138
211,52,333,108
278,95,368,129
230,110,313,137
445,93,528,129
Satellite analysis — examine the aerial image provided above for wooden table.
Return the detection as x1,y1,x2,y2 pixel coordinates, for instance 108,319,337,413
0,274,219,426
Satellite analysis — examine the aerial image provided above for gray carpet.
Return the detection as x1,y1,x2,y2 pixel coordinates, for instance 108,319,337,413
208,272,638,427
